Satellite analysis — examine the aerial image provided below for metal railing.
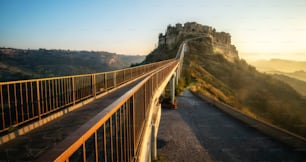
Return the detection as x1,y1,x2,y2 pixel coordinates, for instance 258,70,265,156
0,59,173,133
38,60,179,162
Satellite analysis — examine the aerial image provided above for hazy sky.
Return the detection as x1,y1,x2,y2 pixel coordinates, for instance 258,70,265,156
1,0,306,61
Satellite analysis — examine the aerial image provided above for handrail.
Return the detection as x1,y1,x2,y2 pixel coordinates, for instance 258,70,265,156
37,59,179,162
0,59,173,85
0,59,174,133
36,42,186,161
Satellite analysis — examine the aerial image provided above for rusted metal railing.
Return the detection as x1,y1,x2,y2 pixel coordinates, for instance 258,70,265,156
38,60,179,162
0,59,173,133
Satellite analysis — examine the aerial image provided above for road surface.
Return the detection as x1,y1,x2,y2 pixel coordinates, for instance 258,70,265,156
157,90,306,162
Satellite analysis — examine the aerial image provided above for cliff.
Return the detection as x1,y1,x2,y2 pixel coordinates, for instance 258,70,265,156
158,22,238,62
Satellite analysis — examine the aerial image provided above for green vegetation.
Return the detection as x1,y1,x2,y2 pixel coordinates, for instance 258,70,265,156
187,39,306,137
0,48,145,82
145,36,306,138
273,74,306,97
143,43,179,63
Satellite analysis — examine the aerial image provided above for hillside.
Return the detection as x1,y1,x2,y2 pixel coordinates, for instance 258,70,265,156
271,71,306,82
250,59,306,82
144,22,306,137
273,74,306,97
250,59,306,73
0,48,145,82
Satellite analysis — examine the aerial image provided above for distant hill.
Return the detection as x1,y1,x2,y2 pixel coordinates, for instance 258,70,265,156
269,70,306,82
250,59,306,82
288,71,306,82
250,59,306,73
0,48,145,82
144,22,306,137
272,74,306,97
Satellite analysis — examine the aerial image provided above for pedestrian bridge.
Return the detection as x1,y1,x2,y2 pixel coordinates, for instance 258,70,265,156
2,40,306,162
0,42,186,161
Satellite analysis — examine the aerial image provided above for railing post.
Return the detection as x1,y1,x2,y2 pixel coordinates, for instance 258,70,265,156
131,68,133,79
104,73,107,91
0,85,4,129
132,95,136,157
83,143,86,162
72,77,76,105
92,74,96,98
123,69,125,83
144,84,146,118
36,80,41,120
113,71,116,88
95,131,98,161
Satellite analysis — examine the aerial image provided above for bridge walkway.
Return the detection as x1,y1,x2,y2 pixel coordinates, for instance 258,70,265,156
0,75,146,161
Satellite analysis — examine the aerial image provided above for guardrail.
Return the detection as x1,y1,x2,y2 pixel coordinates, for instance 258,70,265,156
38,60,179,162
0,59,173,134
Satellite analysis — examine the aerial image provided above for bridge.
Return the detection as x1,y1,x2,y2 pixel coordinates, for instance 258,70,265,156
0,41,185,161
0,40,306,162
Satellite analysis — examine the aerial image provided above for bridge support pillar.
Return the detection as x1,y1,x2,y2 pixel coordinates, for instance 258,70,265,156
152,124,157,160
151,103,161,161
176,67,180,85
170,73,176,104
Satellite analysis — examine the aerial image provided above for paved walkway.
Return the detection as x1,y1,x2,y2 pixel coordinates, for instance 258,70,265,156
157,90,306,162
0,78,143,161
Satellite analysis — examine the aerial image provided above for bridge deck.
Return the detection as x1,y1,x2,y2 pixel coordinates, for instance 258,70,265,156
157,90,306,162
0,76,144,161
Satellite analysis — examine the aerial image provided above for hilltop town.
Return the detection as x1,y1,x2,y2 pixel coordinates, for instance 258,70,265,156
158,22,239,62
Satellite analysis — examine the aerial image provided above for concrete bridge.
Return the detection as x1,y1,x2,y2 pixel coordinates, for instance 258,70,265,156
0,40,306,162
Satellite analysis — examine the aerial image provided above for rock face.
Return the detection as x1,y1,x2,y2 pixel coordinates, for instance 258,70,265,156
158,22,239,62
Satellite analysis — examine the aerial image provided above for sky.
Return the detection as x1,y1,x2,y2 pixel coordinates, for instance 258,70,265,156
1,0,306,61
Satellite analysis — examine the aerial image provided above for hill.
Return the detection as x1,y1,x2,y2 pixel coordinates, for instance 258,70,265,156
0,48,145,82
144,22,306,137
250,59,306,73
250,59,306,82
271,71,306,82
272,74,306,97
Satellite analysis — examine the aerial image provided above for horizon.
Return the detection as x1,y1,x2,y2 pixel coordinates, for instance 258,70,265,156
1,0,306,61
0,46,146,56
1,46,305,62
